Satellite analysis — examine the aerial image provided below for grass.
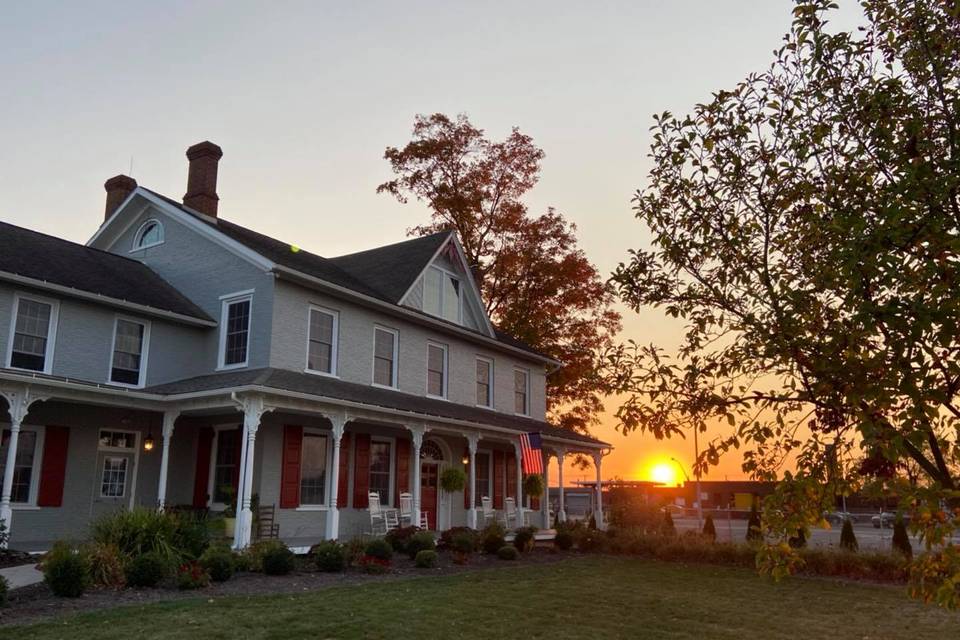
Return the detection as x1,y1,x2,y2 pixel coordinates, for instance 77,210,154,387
10,556,956,639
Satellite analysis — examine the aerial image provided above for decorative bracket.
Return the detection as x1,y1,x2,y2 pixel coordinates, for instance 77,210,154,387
0,385,49,427
407,423,429,450
162,409,180,439
465,431,480,455
231,392,275,434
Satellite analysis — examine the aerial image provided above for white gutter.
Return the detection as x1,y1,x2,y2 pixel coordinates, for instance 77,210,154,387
0,271,216,328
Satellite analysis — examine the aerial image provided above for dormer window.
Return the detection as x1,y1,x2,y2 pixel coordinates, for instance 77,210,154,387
424,266,461,324
132,220,164,251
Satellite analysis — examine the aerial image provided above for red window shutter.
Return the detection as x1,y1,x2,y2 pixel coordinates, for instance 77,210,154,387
231,426,243,493
37,425,69,507
506,455,517,500
337,433,351,508
193,427,214,508
493,450,505,509
395,438,410,507
353,433,371,508
280,425,303,509
463,449,471,510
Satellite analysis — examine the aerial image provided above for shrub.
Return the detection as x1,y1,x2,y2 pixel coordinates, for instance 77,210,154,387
344,537,367,567
312,541,347,572
170,510,212,560
358,555,391,574
607,492,662,534
86,542,126,589
200,547,234,582
0,521,8,549
385,526,420,554
176,561,210,589
440,467,467,493
42,543,92,597
788,528,807,549
450,530,477,564
480,522,507,555
125,551,169,588
554,530,574,551
261,545,295,576
497,545,519,561
576,528,606,553
513,526,537,553
245,539,288,572
746,504,763,542
702,515,717,542
0,575,8,608
415,549,439,568
406,531,436,559
232,551,252,573
90,508,179,565
892,517,912,559
660,510,676,536
840,519,858,552
440,527,477,551
364,538,394,563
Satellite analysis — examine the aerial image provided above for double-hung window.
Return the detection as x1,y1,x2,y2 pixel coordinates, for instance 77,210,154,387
219,292,252,369
476,357,493,407
211,428,240,505
110,318,149,386
373,326,398,388
369,439,393,505
514,368,530,415
8,295,58,373
299,431,329,506
475,451,492,506
307,307,338,376
97,429,136,500
426,342,447,398
0,428,40,504
424,266,462,324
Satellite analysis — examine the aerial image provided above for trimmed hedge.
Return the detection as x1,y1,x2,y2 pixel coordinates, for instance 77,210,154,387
497,545,520,561
125,551,169,588
415,550,439,568
312,541,347,572
261,546,295,576
200,547,234,582
42,543,92,597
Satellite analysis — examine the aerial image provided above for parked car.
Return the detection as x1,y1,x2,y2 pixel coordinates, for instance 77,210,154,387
824,511,858,525
871,512,910,528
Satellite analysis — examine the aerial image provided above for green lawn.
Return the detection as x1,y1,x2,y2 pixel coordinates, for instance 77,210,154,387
10,557,956,639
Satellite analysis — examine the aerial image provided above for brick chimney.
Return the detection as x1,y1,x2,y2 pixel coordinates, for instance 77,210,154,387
104,175,138,221
183,141,223,217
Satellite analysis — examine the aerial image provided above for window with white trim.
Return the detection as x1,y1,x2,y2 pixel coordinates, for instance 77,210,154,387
307,307,338,375
212,428,240,505
132,220,164,250
426,342,447,398
373,327,398,387
100,457,128,498
299,431,329,506
514,368,530,415
8,295,57,373
0,429,39,504
220,294,252,368
424,266,462,324
110,318,148,386
475,451,492,506
369,439,393,505
476,357,493,407
98,430,136,451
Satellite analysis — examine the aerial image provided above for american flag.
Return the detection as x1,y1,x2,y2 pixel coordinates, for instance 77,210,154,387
520,432,544,475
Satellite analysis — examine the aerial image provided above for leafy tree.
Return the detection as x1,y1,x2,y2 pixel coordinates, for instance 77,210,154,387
661,509,676,536
840,519,858,552
380,113,621,434
702,514,717,542
893,517,913,560
746,503,763,543
607,0,960,606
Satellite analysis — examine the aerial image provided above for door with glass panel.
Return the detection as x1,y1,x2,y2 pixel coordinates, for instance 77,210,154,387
91,429,139,518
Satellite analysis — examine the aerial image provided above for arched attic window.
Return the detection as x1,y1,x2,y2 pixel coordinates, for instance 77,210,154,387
132,219,164,250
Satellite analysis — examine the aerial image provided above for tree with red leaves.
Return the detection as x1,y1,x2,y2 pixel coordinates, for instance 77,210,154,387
378,113,620,435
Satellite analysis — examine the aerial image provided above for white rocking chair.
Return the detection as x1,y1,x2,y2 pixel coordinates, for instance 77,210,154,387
399,492,429,529
480,496,497,525
368,491,399,535
501,497,518,529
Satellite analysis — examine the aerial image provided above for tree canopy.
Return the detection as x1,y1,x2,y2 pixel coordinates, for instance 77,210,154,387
379,113,621,434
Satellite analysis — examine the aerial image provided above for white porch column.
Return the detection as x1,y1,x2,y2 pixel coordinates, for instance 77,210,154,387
557,448,566,523
542,451,550,529
408,424,426,529
156,410,179,511
593,450,605,529
232,394,274,549
325,412,347,540
513,440,524,527
466,433,479,529
0,386,46,548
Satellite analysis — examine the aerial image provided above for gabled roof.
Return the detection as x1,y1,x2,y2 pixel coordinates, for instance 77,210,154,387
143,367,607,447
0,220,213,324
328,231,452,303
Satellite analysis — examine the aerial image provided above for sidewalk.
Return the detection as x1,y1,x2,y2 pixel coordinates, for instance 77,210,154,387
0,563,43,589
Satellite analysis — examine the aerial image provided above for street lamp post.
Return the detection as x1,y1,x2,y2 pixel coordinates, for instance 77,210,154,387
670,456,702,529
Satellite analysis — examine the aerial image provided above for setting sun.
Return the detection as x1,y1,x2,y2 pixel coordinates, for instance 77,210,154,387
650,461,680,486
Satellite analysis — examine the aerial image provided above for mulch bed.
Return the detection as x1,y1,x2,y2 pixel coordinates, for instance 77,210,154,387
0,550,37,569
0,546,576,628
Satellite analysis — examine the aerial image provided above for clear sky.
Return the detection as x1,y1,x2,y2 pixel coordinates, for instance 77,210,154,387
0,1,862,486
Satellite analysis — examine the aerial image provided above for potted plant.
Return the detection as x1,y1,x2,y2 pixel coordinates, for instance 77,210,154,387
523,474,544,502
220,485,237,538
437,467,467,527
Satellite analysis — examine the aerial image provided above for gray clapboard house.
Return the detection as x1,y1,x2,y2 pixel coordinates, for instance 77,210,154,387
0,141,608,551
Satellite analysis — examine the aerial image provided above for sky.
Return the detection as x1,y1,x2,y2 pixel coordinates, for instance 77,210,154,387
0,1,864,486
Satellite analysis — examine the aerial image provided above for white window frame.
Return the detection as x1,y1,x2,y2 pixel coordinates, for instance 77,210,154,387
207,423,242,510
424,266,464,324
425,341,448,399
217,290,254,371
476,356,494,408
96,427,140,509
99,456,129,499
305,305,339,377
371,325,399,389
475,449,493,506
368,436,396,507
6,293,59,375
0,423,45,509
514,367,530,416
107,316,151,388
130,219,165,252
296,428,333,510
